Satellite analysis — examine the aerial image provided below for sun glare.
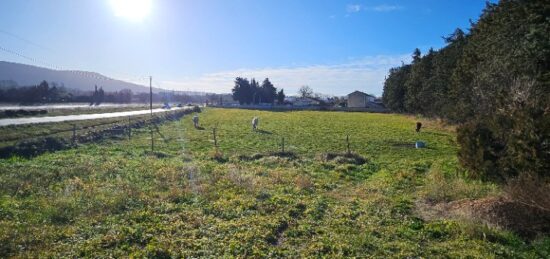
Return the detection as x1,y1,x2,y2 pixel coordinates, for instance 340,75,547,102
110,0,152,21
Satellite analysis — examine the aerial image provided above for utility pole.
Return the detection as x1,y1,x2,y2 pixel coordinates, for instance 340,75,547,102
150,76,153,117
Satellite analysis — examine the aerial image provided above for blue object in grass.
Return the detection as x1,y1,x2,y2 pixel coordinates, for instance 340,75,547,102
415,141,426,148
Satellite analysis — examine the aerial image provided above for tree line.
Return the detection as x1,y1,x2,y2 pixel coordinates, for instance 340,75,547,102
0,79,244,106
382,0,549,188
231,78,285,105
0,81,72,103
0,81,133,104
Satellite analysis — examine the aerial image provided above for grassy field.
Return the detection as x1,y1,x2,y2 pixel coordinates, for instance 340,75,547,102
0,108,548,257
0,108,180,148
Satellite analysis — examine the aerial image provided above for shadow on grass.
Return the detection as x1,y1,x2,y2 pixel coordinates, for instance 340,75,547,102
388,141,436,150
388,141,415,148
143,150,172,158
422,131,451,137
255,129,273,135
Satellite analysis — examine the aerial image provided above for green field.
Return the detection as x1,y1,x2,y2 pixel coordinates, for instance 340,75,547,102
0,110,173,148
0,108,548,257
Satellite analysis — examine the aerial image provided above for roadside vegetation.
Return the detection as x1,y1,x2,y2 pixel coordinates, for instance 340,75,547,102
0,109,167,148
382,0,549,229
1,108,548,257
0,104,162,119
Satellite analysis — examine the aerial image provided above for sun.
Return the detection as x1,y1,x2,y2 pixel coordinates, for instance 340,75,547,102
110,0,152,21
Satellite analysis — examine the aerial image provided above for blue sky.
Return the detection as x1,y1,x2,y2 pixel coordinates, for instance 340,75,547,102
0,0,490,96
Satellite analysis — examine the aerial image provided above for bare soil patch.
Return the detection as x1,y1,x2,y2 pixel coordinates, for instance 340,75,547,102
417,196,550,239
317,152,367,165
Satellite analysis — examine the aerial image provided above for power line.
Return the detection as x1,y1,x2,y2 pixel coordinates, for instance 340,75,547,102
0,44,63,70
0,29,57,53
0,44,150,87
0,29,158,88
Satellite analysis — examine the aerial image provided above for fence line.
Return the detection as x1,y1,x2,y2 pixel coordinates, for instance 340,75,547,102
186,122,369,158
0,108,199,158
209,104,389,113
0,109,191,143
1,107,423,160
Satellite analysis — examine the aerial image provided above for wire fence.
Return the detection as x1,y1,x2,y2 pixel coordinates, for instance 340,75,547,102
183,123,395,160
177,113,435,161
0,106,430,160
0,107,200,158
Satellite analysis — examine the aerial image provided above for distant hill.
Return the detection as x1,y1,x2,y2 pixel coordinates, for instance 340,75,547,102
0,61,207,95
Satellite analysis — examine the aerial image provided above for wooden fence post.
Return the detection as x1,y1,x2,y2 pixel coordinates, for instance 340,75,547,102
212,127,218,149
150,124,154,153
281,137,285,153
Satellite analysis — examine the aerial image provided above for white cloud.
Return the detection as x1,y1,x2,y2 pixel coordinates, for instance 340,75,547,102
370,4,403,12
159,54,411,97
346,4,362,13
346,3,403,14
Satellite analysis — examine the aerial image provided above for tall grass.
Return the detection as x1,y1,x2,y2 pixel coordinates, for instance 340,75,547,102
422,164,500,203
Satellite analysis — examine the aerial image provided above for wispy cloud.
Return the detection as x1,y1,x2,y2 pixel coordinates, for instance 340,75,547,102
346,4,362,13
346,3,403,14
158,55,410,96
370,4,403,12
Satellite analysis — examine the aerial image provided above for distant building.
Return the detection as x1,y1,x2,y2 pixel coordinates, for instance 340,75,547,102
288,97,321,106
347,91,376,108
219,94,239,106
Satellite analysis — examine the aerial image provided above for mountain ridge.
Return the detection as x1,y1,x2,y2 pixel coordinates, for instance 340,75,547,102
0,61,208,95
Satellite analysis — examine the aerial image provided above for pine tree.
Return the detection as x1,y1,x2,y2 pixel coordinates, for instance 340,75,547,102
382,65,410,112
250,78,260,104
231,77,251,105
97,87,105,105
260,78,277,104
277,89,285,105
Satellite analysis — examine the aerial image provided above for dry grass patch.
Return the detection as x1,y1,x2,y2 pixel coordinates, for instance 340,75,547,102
317,152,367,165
421,166,499,203
294,174,314,192
223,165,260,193
418,167,550,238
505,173,550,214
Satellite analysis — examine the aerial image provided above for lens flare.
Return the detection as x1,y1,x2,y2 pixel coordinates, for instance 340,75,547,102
110,0,152,21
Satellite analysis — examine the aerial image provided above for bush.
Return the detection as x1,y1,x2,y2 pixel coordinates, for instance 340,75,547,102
457,103,549,182
3,110,16,117
0,136,69,158
456,120,505,181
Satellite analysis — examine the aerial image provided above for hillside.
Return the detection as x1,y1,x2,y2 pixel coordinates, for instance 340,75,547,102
0,61,152,93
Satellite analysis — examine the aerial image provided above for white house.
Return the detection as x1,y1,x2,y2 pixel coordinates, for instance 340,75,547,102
347,91,376,108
